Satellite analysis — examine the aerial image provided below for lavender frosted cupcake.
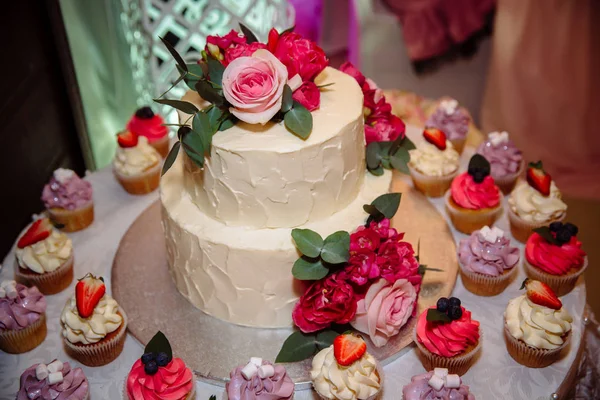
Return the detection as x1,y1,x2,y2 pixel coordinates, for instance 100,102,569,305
17,359,90,400
476,131,524,193
0,280,47,353
402,368,475,400
42,168,94,232
458,226,520,296
226,357,294,400
425,99,470,154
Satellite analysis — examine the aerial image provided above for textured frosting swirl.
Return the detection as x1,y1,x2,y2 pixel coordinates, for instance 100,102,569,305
60,294,123,344
17,361,88,400
126,358,193,400
113,136,160,176
226,360,294,400
450,173,500,210
476,138,523,178
425,104,469,141
402,371,475,400
508,181,567,223
409,141,459,176
417,306,480,357
458,230,519,276
41,170,93,210
525,233,586,275
16,230,72,274
310,345,380,400
127,113,169,142
505,294,572,349
0,283,46,330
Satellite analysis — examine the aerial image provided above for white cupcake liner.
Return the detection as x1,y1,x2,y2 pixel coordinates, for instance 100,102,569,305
507,206,566,243
48,202,94,232
449,138,466,154
123,378,196,399
314,360,383,400
444,190,503,234
459,261,518,296
503,322,570,368
524,256,588,296
148,135,171,159
14,255,74,295
408,165,458,198
0,312,47,354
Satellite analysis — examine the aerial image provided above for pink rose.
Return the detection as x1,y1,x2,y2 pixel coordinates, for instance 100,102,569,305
350,226,381,252
377,239,421,288
223,42,267,65
365,114,406,145
206,30,246,50
222,49,288,125
344,249,380,286
368,219,400,240
292,273,357,333
273,32,328,81
292,81,320,111
340,61,366,87
351,278,417,347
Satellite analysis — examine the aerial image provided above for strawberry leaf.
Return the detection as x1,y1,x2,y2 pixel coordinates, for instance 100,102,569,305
426,308,451,323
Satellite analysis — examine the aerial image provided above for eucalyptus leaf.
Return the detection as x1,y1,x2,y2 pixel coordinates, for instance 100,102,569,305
159,37,187,73
321,231,350,264
284,102,313,140
401,136,416,151
192,112,213,152
368,165,384,176
195,80,225,106
366,141,382,170
291,228,324,257
371,193,402,219
275,331,317,363
281,84,293,113
161,141,180,176
207,55,225,87
390,147,410,174
153,99,199,114
239,22,259,44
145,331,173,362
292,257,328,280
315,330,339,350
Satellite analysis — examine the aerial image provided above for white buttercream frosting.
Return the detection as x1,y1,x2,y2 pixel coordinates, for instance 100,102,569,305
310,345,381,400
53,168,75,184
508,181,567,223
488,131,509,146
505,294,572,350
16,230,72,274
408,140,459,176
60,294,123,345
113,136,160,176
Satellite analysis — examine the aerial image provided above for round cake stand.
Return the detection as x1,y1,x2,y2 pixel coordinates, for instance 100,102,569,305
111,177,458,389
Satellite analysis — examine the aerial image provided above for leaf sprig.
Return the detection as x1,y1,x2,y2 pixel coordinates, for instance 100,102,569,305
291,229,350,280
275,329,338,362
367,136,415,176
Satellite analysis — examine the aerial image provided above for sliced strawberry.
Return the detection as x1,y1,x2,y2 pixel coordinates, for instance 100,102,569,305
526,161,551,196
117,130,139,148
17,218,53,249
521,278,562,310
333,333,367,366
76,273,106,318
423,128,447,150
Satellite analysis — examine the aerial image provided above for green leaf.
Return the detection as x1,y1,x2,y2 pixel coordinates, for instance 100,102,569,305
206,55,225,87
209,396,217,400
181,129,204,167
426,308,451,323
362,204,384,221
533,226,561,245
192,112,213,152
292,257,329,280
368,165,384,176
239,22,259,44
219,114,236,131
161,141,180,176
284,102,313,139
177,63,204,90
371,193,402,219
281,25,295,35
321,231,350,264
366,141,382,170
159,37,187,73
390,147,410,174
205,106,224,133
153,99,198,114
401,136,416,151
291,228,324,258
315,330,338,350
275,331,318,363
145,331,173,362
195,80,225,106
468,154,491,175
281,84,293,113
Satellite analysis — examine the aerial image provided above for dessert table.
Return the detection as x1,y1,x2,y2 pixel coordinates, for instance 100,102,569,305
0,141,587,400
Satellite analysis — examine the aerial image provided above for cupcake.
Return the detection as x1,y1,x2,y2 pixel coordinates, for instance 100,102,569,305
0,280,47,353
60,273,127,366
17,359,90,400
226,357,294,400
476,131,524,194
14,218,74,295
415,297,481,375
125,331,194,399
458,226,520,296
127,107,170,158
41,168,94,232
311,333,382,400
425,99,469,154
504,279,572,367
524,223,587,296
445,155,502,234
113,132,161,195
507,161,567,242
402,368,475,400
408,128,460,197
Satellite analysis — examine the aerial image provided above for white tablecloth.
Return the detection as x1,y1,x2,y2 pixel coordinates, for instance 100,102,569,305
0,155,586,400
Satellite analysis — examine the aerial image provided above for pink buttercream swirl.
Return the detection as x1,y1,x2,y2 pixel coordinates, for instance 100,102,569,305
226,360,294,400
450,172,500,210
417,306,480,357
526,233,586,275
126,358,193,400
127,114,169,142
41,174,92,210
476,139,523,178
458,231,519,276
17,361,88,400
426,106,469,141
402,371,475,400
0,284,46,330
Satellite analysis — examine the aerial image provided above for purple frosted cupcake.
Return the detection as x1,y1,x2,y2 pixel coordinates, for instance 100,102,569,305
426,99,470,154
42,168,94,232
476,131,524,193
17,359,90,400
458,226,520,296
402,368,475,400
226,357,294,400
0,280,47,353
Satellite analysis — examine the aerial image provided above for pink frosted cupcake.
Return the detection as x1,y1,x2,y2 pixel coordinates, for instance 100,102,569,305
476,131,524,194
402,368,475,400
425,99,470,154
126,107,170,158
17,359,90,400
227,357,294,400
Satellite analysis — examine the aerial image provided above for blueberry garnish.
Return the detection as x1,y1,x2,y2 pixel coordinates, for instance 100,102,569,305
448,306,462,321
135,106,155,119
556,229,572,245
141,352,155,365
156,352,170,367
436,297,449,313
563,223,578,236
549,221,563,233
448,297,461,308
144,360,158,375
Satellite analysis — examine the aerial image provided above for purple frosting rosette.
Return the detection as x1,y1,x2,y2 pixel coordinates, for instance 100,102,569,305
0,283,46,331
17,361,89,400
41,170,92,210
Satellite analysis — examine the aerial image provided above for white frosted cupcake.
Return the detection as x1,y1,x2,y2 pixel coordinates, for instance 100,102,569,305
113,133,161,195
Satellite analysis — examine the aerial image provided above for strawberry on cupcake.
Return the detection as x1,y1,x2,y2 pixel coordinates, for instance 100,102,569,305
425,98,470,154
113,130,161,195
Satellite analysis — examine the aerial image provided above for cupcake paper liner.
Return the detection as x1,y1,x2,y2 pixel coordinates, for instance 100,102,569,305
444,190,503,234
114,163,161,195
449,138,466,155
149,135,171,159
0,313,47,354
459,261,518,296
314,360,383,400
524,256,588,296
493,161,525,195
413,329,482,376
64,308,128,367
409,165,458,198
507,207,566,243
123,379,196,400
14,255,74,295
504,324,570,368
48,202,94,232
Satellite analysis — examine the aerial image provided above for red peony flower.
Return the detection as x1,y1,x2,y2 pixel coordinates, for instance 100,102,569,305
340,61,366,87
206,29,246,51
223,42,268,65
344,249,380,286
292,81,320,111
272,32,328,82
292,272,357,333
365,114,406,145
350,226,381,252
368,218,401,240
377,239,421,288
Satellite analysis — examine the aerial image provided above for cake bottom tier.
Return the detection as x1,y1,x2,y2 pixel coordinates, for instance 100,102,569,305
161,155,392,328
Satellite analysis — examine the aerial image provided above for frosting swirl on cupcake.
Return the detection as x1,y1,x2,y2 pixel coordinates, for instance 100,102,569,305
508,182,567,223
417,306,480,357
450,173,500,210
526,233,586,275
17,361,88,400
60,294,123,344
425,99,469,141
458,227,519,276
227,360,294,400
113,136,160,176
127,357,193,400
41,169,93,210
402,370,475,400
127,108,169,142
16,230,72,274
0,282,46,330
476,132,523,178
409,141,459,176
504,294,572,349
